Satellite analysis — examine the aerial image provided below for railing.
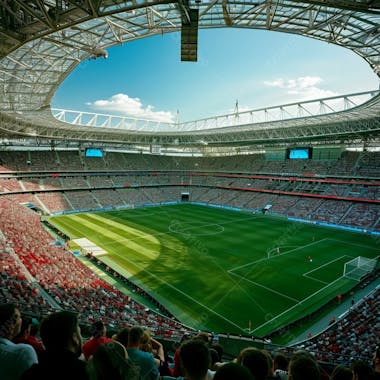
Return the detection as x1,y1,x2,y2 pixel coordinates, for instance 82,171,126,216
51,90,379,132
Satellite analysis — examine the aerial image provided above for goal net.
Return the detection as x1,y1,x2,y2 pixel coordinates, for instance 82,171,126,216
343,256,377,281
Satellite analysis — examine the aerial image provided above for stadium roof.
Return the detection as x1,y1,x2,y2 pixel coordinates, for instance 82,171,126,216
0,0,379,150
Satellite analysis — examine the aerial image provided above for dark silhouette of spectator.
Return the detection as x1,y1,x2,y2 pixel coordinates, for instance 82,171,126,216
373,347,380,379
13,316,44,358
21,311,88,380
178,339,210,380
87,340,138,380
211,342,225,371
273,352,289,380
330,365,353,380
211,343,224,362
288,352,320,380
113,327,130,348
209,348,220,371
0,303,38,380
172,332,192,377
83,320,112,361
351,361,374,380
127,326,159,380
237,347,269,380
214,362,254,380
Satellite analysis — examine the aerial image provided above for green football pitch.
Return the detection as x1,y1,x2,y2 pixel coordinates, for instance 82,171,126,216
48,204,379,337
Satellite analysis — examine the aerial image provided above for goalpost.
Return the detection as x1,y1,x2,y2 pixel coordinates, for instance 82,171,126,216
343,256,378,281
267,247,281,259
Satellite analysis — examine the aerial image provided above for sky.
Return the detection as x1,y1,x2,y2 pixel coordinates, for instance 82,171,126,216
52,28,379,123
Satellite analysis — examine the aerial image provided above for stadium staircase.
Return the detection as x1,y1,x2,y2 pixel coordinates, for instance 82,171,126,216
90,192,103,209
338,203,354,225
373,215,380,230
62,193,75,211
33,194,50,214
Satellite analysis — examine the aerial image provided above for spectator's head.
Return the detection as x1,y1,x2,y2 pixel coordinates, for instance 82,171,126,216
237,347,269,380
0,303,22,339
87,341,136,380
351,361,374,380
288,352,320,380
210,348,220,369
262,349,274,376
14,315,32,340
211,343,224,362
113,327,129,348
140,330,152,353
30,320,40,337
180,339,210,380
214,362,254,380
374,346,380,373
195,332,212,345
273,352,289,371
331,365,353,380
91,321,106,338
128,326,144,348
40,311,82,357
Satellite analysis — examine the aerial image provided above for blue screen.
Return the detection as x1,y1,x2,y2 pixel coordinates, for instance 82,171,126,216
289,148,309,159
85,148,103,157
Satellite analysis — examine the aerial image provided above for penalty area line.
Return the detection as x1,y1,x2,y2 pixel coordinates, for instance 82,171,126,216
251,273,345,334
229,272,301,303
229,238,329,273
108,249,247,333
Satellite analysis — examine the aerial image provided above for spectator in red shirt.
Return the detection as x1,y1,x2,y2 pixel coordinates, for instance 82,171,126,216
82,321,112,361
13,316,44,358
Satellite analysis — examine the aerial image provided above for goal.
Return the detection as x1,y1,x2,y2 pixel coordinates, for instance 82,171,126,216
343,256,377,281
267,247,281,259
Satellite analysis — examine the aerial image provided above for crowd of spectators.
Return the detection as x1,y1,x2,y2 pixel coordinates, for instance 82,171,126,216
2,305,379,380
0,149,379,380
298,288,379,365
0,150,379,232
0,197,188,339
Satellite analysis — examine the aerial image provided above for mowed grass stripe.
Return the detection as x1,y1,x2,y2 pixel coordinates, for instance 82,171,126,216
84,213,164,245
49,204,380,336
81,213,188,261
58,214,160,262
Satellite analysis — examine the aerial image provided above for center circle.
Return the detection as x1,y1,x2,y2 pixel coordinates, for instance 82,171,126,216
169,221,224,236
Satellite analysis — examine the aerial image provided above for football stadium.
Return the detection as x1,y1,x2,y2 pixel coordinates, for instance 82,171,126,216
0,1,379,379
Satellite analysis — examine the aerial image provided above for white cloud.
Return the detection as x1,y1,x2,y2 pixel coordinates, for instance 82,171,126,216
86,93,175,123
263,76,337,100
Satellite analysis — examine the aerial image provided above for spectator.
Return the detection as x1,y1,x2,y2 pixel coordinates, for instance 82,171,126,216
237,347,269,380
273,352,289,380
87,340,138,380
351,361,374,380
127,326,159,380
374,347,380,378
172,332,192,377
214,362,254,380
173,339,210,380
113,327,130,348
0,303,38,380
21,311,88,380
288,351,320,380
13,316,44,357
330,365,353,380
83,320,112,361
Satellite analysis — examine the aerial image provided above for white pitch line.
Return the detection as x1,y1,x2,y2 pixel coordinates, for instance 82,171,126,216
251,274,346,334
83,212,258,247
303,255,351,276
229,238,329,273
329,238,380,252
229,271,301,303
302,274,329,285
106,249,247,332
52,216,246,331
